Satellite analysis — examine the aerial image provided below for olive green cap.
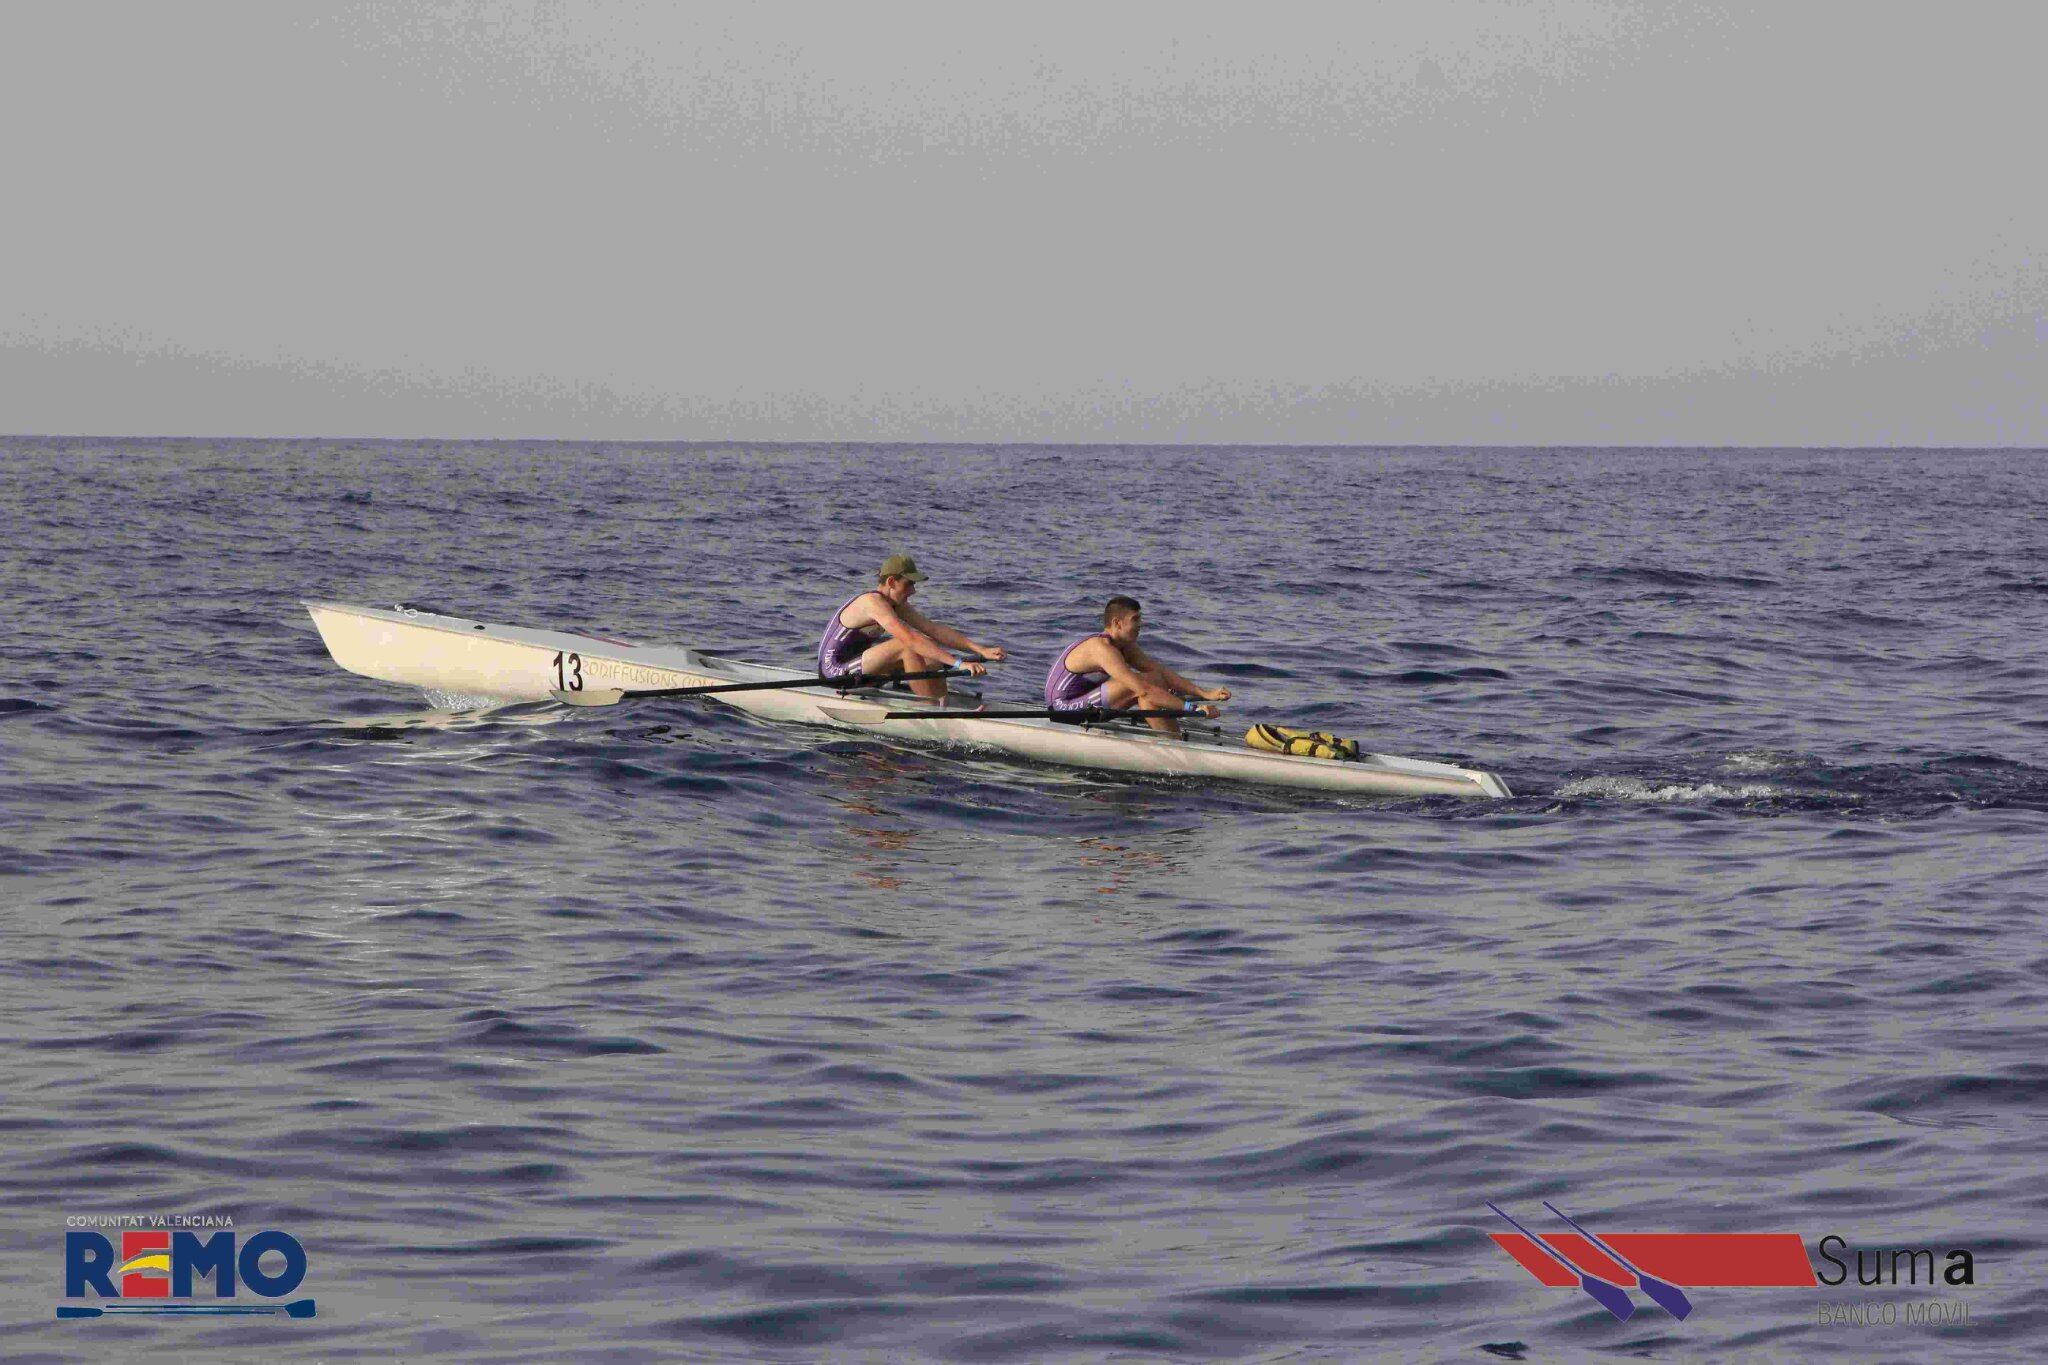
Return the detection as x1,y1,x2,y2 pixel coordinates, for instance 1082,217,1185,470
878,553,927,582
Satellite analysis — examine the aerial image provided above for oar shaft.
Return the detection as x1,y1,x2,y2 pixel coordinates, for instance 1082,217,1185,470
1487,1203,1581,1272
880,706,1210,723
556,658,990,706
624,658,983,700
1541,1202,1635,1267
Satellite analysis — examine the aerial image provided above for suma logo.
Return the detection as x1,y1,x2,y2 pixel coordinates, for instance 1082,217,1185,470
59,1230,315,1320
1486,1203,1980,1323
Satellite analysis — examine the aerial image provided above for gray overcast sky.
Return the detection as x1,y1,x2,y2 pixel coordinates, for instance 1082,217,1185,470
2,1,2043,444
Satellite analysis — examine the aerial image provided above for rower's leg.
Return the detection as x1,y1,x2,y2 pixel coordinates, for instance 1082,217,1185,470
1103,678,1184,738
859,639,953,699
1135,666,1189,733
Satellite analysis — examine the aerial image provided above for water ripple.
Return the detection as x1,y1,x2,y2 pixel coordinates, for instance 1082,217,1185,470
6,440,2048,1359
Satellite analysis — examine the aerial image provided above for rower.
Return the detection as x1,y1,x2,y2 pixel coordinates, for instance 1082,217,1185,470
1044,596,1230,738
819,554,1005,700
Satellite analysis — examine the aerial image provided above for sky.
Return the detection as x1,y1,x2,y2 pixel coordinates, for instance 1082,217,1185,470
2,0,2043,444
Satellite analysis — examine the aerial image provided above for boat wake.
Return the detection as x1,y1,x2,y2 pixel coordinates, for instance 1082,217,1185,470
1548,750,2048,815
1556,774,1786,803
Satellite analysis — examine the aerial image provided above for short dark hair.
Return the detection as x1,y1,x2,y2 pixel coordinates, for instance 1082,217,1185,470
1103,595,1141,626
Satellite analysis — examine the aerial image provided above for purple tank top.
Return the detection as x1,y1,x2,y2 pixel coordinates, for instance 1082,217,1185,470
819,593,883,676
1045,633,1110,706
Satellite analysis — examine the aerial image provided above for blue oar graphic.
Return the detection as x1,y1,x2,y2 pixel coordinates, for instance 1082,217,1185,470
1543,1201,1694,1320
1487,1202,1635,1321
57,1298,316,1319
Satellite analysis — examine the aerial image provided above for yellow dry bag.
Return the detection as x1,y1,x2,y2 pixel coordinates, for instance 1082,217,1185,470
1245,724,1361,762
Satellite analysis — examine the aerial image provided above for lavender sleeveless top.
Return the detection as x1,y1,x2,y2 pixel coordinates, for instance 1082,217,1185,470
819,594,883,678
1044,633,1111,707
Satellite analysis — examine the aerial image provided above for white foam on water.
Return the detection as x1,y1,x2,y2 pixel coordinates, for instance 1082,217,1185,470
1558,775,1784,803
1722,749,1799,775
420,688,512,711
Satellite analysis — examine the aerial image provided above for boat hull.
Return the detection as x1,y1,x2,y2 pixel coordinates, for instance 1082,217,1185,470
306,602,1512,799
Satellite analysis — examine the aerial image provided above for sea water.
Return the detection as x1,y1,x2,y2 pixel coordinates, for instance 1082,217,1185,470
3,440,2044,1359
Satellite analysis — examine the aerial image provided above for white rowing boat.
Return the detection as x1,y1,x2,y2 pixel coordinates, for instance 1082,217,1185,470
305,601,1513,799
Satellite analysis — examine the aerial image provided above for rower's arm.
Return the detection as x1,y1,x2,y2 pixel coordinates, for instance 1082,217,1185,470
1086,639,1158,695
868,598,948,655
900,605,1004,661
1126,644,1230,702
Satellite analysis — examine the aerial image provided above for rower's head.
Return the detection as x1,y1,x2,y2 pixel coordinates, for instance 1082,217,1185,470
877,553,927,601
1103,595,1142,642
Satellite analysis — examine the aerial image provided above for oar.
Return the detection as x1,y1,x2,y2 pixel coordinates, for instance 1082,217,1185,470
57,1298,316,1318
1486,1202,1635,1320
872,705,1213,725
1543,1202,1692,1320
553,659,984,708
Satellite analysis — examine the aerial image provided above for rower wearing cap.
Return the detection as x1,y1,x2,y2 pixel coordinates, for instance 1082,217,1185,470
819,554,1006,700
1045,596,1231,738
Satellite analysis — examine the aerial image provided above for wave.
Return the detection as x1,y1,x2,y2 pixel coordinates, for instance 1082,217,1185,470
1572,564,1779,589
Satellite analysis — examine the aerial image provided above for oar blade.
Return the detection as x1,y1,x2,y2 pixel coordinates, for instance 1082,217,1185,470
55,1305,101,1318
284,1298,318,1318
550,688,626,708
1579,1274,1636,1321
1639,1276,1692,1320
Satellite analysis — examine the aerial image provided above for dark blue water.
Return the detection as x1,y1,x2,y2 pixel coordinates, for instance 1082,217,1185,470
5,439,2046,1360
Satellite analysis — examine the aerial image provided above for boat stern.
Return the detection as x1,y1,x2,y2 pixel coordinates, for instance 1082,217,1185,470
304,601,559,701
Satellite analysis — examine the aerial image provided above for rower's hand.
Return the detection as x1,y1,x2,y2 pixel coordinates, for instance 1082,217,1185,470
952,659,988,677
1193,701,1222,719
1201,686,1232,703
980,645,1007,663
